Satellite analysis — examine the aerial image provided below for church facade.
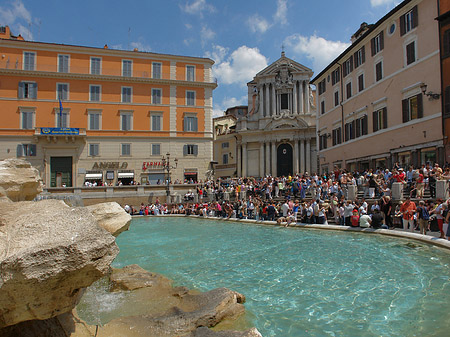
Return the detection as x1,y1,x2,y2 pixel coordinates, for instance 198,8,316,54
235,52,317,177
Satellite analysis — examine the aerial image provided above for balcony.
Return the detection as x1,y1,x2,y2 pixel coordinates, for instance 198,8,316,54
35,127,86,143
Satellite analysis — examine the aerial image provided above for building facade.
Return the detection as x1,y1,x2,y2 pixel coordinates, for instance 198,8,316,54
438,0,450,161
312,0,443,173
234,52,317,178
213,109,238,178
0,26,216,187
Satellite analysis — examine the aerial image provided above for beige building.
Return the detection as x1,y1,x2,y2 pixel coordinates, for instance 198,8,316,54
234,52,317,177
213,110,239,178
312,0,442,173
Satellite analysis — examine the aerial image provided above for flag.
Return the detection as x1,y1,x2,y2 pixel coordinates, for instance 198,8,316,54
59,98,63,127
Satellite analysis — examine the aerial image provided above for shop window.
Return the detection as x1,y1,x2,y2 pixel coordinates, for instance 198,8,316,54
17,144,36,157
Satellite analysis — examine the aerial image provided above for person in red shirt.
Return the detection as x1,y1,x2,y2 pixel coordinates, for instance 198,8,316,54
351,209,360,227
400,196,416,232
393,168,406,183
415,169,425,198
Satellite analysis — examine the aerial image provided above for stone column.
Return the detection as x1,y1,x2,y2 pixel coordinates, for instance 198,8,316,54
293,82,297,114
305,81,310,114
294,140,299,175
300,139,305,174
259,143,265,178
265,84,270,117
306,139,311,174
436,180,449,200
260,86,265,117
271,142,277,177
392,182,404,200
271,85,276,116
237,144,242,177
299,81,304,113
242,142,247,177
265,142,271,176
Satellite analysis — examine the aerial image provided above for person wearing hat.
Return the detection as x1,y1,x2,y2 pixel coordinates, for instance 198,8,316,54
393,168,406,184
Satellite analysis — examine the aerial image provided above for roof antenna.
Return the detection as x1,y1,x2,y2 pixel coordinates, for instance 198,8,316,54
127,27,131,50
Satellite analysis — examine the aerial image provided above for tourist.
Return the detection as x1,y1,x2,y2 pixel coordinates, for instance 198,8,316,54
371,208,387,229
350,209,360,227
380,196,393,229
359,212,372,228
431,199,446,238
416,200,430,235
400,196,416,232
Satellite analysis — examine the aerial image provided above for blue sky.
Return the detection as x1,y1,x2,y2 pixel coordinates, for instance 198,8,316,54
1,0,400,116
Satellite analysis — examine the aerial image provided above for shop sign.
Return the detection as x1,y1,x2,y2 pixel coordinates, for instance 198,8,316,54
41,127,80,135
92,162,128,170
142,161,163,171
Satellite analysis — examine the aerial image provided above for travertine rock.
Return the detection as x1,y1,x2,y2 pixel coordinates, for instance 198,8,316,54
110,264,172,291
87,202,131,236
0,199,119,328
0,158,42,201
193,327,263,337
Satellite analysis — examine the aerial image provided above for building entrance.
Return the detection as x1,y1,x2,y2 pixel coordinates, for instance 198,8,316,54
50,157,72,187
277,143,293,177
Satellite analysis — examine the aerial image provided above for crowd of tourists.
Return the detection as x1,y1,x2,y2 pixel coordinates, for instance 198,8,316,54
123,162,450,239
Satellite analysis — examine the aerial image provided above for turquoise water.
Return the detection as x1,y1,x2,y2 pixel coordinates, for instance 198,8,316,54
112,217,450,336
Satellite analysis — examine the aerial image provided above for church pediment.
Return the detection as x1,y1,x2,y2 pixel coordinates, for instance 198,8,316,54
264,116,309,130
256,52,313,78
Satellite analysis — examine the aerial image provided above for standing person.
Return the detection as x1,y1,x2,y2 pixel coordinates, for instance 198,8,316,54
400,196,416,232
380,195,393,229
431,199,446,238
344,200,354,226
416,200,430,235
267,202,277,221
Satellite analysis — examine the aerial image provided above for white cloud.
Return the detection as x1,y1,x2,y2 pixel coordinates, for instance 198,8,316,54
213,95,247,117
212,45,268,85
205,44,228,65
247,14,271,34
130,41,152,52
181,0,215,16
185,23,193,30
370,0,397,7
200,25,215,46
274,0,288,25
0,0,34,40
285,34,350,73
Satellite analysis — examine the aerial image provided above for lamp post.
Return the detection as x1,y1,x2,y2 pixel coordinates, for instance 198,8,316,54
161,153,178,199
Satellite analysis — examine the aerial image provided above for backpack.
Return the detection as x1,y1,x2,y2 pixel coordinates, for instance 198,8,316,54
421,207,430,220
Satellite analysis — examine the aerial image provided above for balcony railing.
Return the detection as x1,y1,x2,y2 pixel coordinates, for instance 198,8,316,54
0,60,218,84
35,127,86,136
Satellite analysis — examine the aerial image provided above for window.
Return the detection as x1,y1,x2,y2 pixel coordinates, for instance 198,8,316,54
152,88,161,104
281,94,288,109
90,57,101,75
151,113,162,131
223,153,229,165
400,6,418,36
402,94,423,122
122,87,132,103
355,115,368,138
331,68,340,85
371,32,384,56
90,85,101,101
184,115,198,132
406,41,416,65
184,144,198,156
88,112,101,130
345,120,355,141
17,144,36,157
346,82,352,99
354,46,365,68
186,65,195,81
152,62,162,79
222,142,229,148
151,144,161,156
18,82,37,99
186,91,196,106
318,79,326,95
56,111,69,128
343,57,353,77
122,60,132,77
89,144,99,156
121,143,131,156
320,100,325,115
358,74,364,92
58,54,69,73
375,61,383,82
332,127,342,146
23,52,35,70
121,113,132,131
319,134,327,150
21,110,34,129
334,91,339,107
443,29,450,59
373,107,387,132
57,83,69,100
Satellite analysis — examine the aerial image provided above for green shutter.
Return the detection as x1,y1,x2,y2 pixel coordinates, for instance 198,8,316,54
16,144,23,157
194,145,198,156
417,94,423,118
412,5,418,29
373,110,378,132
383,107,388,129
402,99,408,123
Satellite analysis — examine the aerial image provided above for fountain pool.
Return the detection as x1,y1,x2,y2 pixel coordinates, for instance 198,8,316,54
80,217,450,336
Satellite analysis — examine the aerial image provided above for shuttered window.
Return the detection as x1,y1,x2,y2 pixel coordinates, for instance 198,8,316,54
18,82,37,99
406,41,416,65
184,116,198,132
402,94,423,123
375,61,383,82
346,82,352,99
373,107,388,132
400,6,418,36
332,127,342,146
23,52,35,70
354,46,365,68
183,144,198,156
371,32,384,56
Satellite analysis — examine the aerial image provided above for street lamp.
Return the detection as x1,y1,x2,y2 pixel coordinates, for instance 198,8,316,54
161,153,178,198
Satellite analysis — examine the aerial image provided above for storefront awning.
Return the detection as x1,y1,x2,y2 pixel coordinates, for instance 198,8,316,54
85,173,102,180
118,172,134,178
184,172,198,176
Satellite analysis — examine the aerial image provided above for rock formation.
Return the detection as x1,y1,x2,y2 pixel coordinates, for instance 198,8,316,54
87,202,131,236
0,158,42,201
0,199,119,328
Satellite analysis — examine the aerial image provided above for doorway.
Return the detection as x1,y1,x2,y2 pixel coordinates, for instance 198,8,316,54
277,143,293,177
50,157,72,187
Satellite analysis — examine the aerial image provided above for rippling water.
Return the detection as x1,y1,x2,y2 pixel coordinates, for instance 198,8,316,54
102,217,450,336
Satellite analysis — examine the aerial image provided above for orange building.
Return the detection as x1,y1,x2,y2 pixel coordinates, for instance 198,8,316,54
0,26,216,187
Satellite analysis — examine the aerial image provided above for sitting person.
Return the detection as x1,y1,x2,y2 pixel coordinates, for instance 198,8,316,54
371,208,388,229
359,213,372,228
